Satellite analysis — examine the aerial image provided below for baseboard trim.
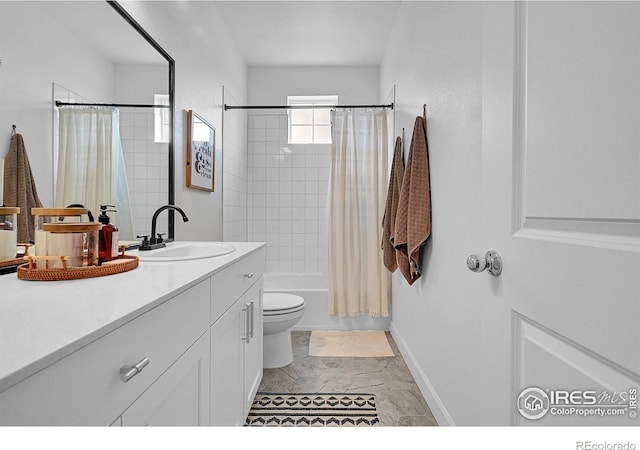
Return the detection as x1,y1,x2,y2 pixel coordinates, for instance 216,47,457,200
390,322,455,426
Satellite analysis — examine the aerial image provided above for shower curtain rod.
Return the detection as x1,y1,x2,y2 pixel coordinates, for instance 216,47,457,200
224,103,394,111
55,101,169,109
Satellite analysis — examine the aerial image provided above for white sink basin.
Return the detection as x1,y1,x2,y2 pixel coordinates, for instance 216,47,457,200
138,242,236,262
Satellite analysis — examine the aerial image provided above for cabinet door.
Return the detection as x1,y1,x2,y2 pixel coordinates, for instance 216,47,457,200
121,331,210,426
243,279,263,420
210,297,244,426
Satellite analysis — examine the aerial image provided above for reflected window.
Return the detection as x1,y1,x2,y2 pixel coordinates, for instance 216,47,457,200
154,94,170,143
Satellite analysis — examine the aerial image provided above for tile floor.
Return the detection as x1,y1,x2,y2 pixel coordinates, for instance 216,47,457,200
257,331,438,426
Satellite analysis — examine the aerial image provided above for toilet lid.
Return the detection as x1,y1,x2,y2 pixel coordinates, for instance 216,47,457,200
263,293,305,312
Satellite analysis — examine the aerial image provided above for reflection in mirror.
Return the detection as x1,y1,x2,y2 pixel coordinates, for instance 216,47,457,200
53,84,169,242
0,1,174,243
187,110,216,192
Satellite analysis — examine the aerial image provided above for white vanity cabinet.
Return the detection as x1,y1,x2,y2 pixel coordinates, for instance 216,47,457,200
120,330,211,426
0,278,211,425
209,248,265,425
0,243,266,426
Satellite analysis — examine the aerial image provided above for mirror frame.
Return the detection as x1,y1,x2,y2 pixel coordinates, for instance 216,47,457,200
108,1,176,239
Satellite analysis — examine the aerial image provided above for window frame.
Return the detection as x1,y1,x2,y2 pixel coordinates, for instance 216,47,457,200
287,95,338,144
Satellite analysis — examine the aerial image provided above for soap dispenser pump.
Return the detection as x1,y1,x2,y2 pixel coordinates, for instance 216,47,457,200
98,205,119,264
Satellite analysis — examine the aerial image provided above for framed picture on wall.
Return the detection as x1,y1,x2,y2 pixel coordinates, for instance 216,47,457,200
186,110,215,192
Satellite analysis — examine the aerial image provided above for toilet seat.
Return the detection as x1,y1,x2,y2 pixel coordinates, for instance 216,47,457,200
264,304,305,316
263,293,305,316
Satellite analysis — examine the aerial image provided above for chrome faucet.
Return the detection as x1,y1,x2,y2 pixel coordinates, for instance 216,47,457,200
138,205,189,251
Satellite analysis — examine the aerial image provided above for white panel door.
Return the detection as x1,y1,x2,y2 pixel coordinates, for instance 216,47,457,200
210,296,244,426
481,1,640,425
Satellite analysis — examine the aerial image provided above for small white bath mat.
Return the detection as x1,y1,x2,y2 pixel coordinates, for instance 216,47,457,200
308,330,394,357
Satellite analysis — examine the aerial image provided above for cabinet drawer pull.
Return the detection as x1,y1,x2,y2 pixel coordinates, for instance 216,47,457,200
249,301,255,339
242,305,251,343
119,357,150,383
244,272,254,279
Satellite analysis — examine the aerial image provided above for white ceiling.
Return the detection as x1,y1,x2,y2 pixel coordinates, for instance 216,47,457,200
35,1,401,68
213,1,402,67
37,1,167,65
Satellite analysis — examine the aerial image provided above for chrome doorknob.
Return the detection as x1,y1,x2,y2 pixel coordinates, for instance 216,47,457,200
466,254,487,272
466,250,502,276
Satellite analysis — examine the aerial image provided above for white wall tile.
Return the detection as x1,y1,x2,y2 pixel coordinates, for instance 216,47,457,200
292,154,306,168
292,234,305,247
278,246,292,260
265,196,278,210
305,167,318,180
305,180,319,194
246,113,330,275
266,115,279,129
266,260,279,272
254,115,266,129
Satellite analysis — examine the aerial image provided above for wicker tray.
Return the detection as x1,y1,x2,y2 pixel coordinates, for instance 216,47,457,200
17,255,139,281
0,244,34,271
0,257,24,269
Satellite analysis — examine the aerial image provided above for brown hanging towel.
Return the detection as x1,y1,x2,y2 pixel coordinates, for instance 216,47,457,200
381,135,405,272
394,113,431,285
3,131,43,242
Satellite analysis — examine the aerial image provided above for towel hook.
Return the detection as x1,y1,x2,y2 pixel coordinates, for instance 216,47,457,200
423,104,427,120
401,127,406,153
11,125,16,136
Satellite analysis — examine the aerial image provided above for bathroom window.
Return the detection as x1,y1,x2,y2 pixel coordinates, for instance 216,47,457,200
154,94,170,143
287,95,337,144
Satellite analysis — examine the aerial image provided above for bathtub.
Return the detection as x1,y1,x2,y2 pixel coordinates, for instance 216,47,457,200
263,272,390,331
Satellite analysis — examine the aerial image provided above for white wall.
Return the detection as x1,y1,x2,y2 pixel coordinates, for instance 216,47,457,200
380,1,485,425
248,66,379,106
0,3,114,207
222,87,248,243
120,2,248,241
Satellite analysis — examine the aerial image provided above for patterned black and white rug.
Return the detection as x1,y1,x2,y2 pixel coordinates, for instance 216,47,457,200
245,393,380,426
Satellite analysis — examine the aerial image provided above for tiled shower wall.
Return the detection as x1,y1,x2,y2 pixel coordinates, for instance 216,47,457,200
120,109,168,240
247,114,330,274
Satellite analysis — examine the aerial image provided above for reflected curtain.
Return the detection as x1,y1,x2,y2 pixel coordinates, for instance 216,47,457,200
328,108,391,317
56,108,134,238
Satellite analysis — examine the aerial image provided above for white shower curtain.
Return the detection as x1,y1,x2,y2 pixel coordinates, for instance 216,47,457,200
56,108,134,238
328,108,391,317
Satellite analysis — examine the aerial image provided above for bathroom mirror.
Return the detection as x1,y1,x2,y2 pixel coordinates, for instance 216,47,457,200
0,1,175,241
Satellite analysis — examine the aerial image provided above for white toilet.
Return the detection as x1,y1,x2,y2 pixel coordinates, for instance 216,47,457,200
262,293,305,369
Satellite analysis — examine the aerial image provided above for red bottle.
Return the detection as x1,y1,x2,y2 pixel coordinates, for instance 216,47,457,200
98,205,119,264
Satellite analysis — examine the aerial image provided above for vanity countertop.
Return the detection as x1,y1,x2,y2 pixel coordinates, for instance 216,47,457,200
0,241,265,393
